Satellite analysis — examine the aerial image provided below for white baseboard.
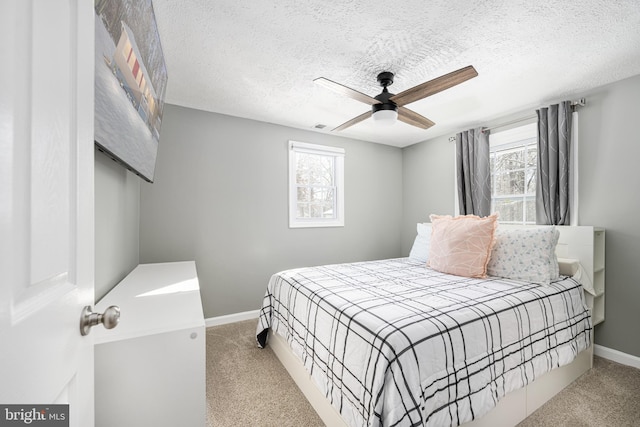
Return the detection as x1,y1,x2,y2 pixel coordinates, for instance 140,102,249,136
205,310,260,328
594,344,640,369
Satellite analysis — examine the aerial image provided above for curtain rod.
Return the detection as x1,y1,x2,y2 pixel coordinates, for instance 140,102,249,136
481,114,536,133
448,98,586,141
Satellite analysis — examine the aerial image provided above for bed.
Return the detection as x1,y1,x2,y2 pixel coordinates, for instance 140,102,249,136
256,219,601,427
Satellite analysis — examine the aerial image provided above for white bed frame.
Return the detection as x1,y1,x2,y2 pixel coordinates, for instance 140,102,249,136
268,226,601,427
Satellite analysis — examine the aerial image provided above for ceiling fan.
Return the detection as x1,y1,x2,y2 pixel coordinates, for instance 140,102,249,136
314,65,478,131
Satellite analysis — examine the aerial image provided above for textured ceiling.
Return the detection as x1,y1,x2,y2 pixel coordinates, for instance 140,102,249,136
151,0,640,147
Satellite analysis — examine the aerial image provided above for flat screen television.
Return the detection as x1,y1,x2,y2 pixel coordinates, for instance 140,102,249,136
94,0,168,183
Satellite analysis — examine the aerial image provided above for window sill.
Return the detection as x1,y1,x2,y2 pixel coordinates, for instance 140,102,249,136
289,219,344,229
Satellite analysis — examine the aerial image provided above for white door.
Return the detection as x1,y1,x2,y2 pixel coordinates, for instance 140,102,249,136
0,1,95,426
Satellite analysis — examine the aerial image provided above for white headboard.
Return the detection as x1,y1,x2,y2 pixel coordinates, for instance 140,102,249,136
501,225,605,325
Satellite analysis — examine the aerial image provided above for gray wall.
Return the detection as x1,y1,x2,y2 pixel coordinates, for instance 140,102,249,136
139,105,403,318
94,149,140,302
577,74,640,358
401,134,456,254
401,74,640,358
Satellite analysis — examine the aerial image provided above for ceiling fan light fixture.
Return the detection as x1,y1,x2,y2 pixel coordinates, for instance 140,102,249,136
372,109,398,126
372,103,398,126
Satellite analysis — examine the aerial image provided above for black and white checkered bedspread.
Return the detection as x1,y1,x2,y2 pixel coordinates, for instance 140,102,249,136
256,258,592,427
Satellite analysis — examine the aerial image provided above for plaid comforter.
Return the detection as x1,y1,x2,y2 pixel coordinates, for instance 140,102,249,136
256,258,592,427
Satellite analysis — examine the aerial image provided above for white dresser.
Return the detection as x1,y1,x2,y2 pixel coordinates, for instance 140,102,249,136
94,261,206,427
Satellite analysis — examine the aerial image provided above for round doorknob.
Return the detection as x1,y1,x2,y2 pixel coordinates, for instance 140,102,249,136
80,305,120,336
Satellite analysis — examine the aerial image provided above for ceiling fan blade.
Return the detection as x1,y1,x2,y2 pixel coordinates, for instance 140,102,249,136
332,111,372,131
397,107,435,129
314,77,380,105
390,65,478,107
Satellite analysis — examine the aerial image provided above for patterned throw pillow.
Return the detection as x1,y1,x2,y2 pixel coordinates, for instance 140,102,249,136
487,227,560,284
427,214,498,278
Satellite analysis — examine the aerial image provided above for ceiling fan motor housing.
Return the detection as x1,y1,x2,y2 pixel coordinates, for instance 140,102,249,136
373,72,397,113
372,72,398,122
372,101,397,114
373,72,397,114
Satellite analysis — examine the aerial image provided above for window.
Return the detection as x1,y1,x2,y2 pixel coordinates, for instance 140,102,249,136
289,141,344,228
489,123,537,224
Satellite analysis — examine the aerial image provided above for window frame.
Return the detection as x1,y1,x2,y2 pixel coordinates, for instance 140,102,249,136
288,140,345,228
489,123,538,225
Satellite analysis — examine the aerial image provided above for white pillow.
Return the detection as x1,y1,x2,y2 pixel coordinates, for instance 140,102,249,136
487,226,560,284
408,223,431,262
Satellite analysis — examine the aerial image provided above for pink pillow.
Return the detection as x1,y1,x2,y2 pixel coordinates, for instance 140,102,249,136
427,214,498,278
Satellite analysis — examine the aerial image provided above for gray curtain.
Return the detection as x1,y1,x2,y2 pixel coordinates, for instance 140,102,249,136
536,101,572,225
456,127,491,216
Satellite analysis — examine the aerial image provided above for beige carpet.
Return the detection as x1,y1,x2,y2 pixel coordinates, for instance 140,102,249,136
207,320,640,427
206,320,323,427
